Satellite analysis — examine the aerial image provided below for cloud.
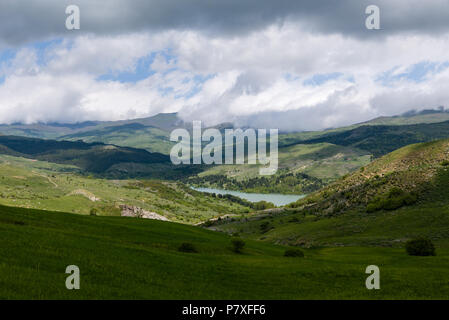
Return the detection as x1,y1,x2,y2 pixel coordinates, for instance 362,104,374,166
1,0,449,46
0,3,449,130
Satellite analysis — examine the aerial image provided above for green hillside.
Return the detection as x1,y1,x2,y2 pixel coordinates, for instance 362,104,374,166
188,142,372,194
209,139,449,248
1,110,448,156
292,120,449,157
0,154,249,224
0,113,182,154
60,124,174,155
0,135,170,173
1,204,448,299
278,110,449,148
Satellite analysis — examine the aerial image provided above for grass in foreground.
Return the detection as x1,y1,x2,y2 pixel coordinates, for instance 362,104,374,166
1,204,448,299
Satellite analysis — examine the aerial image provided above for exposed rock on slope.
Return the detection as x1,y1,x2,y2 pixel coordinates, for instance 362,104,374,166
120,204,169,221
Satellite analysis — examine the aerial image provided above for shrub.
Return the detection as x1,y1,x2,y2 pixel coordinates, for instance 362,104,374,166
260,221,272,233
289,216,300,223
252,201,275,210
89,208,98,216
178,242,198,253
366,189,417,213
231,238,245,253
405,238,436,256
441,160,449,167
202,220,214,227
284,248,304,258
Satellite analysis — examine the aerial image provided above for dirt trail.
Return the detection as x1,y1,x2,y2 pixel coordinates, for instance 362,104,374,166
32,171,58,187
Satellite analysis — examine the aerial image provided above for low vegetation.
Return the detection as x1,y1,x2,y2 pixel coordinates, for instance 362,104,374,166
405,238,436,256
231,238,246,253
178,242,198,253
0,155,251,224
284,248,304,258
1,204,448,299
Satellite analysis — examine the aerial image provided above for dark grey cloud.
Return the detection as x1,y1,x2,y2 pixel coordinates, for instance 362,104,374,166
1,0,449,46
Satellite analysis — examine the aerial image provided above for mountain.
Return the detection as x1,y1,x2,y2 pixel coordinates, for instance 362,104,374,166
0,113,184,154
291,138,449,215
1,109,449,155
188,142,372,194
0,135,170,174
278,109,449,148
209,138,449,248
2,109,449,193
285,120,449,157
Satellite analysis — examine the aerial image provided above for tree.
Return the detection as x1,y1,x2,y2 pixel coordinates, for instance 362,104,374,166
231,238,245,253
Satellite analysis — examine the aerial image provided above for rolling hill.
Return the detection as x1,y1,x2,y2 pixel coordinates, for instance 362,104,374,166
296,120,449,157
1,204,448,299
1,109,449,194
0,135,170,173
0,154,250,223
209,138,449,248
0,113,184,154
1,109,448,155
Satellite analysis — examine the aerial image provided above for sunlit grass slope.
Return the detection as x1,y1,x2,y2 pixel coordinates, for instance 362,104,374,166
1,204,448,299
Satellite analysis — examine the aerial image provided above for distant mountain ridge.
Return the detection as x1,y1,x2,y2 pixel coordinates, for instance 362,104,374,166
0,135,170,174
1,109,449,155
295,120,449,157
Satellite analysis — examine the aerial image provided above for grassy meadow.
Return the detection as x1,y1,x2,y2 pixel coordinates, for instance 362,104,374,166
1,204,448,299
0,155,250,224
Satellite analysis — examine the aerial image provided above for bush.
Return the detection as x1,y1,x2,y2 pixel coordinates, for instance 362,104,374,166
89,208,98,216
405,238,436,256
366,188,417,213
441,160,449,166
231,238,245,253
284,248,304,258
260,221,272,233
178,242,198,253
252,201,275,210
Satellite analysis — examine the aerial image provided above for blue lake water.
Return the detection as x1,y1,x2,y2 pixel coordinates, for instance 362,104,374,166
192,187,305,207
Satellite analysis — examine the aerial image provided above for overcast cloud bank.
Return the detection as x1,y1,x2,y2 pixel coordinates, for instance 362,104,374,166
0,1,448,131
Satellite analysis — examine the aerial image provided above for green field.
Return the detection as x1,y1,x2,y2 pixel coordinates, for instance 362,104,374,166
1,204,448,299
188,143,371,194
0,155,250,224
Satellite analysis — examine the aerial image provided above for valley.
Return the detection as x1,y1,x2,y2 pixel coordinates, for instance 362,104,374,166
1,110,449,299
0,154,250,224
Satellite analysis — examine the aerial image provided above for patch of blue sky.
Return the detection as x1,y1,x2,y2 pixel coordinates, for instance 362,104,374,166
303,72,343,86
30,38,64,66
0,48,17,84
157,73,215,99
0,38,65,77
345,75,355,83
174,73,215,99
97,53,157,83
0,48,16,64
284,73,300,82
376,61,449,86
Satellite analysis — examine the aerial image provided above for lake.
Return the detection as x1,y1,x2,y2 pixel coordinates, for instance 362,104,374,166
192,187,305,207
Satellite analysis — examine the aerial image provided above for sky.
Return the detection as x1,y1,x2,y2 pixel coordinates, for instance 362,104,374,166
0,0,449,131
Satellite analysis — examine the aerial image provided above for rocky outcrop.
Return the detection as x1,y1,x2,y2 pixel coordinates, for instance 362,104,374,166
119,204,169,221
68,189,100,201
